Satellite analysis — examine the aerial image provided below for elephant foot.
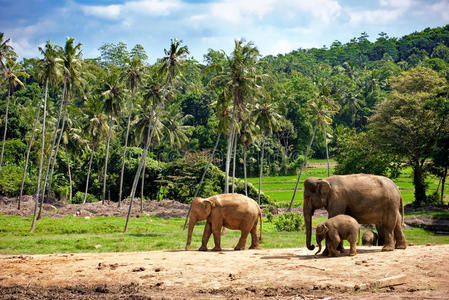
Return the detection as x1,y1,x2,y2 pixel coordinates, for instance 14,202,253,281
382,245,394,252
234,246,245,251
395,242,407,249
198,246,208,251
349,251,357,256
212,247,222,251
249,245,260,250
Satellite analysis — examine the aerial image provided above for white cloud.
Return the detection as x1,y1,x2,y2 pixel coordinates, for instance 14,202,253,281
81,4,121,19
428,1,449,21
288,0,342,25
346,0,415,25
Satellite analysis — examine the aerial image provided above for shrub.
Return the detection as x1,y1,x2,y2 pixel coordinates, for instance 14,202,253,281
0,164,30,197
71,191,98,204
274,213,304,232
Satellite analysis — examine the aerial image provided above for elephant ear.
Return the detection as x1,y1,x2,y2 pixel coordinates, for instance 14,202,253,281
203,198,216,209
316,224,329,235
318,180,331,207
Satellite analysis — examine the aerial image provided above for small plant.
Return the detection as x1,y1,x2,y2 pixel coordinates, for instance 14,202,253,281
273,212,304,232
264,208,274,223
71,191,98,204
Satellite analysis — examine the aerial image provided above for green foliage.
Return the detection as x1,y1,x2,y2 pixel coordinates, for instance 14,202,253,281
0,165,31,196
273,213,304,232
70,191,98,204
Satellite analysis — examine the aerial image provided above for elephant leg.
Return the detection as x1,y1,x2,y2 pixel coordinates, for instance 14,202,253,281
381,215,395,251
376,224,385,246
337,240,345,253
235,230,250,250
394,213,407,249
199,222,212,251
348,237,357,256
328,231,341,257
211,222,223,251
249,221,259,249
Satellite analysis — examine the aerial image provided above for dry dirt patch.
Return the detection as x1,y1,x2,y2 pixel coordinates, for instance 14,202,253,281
1,245,449,299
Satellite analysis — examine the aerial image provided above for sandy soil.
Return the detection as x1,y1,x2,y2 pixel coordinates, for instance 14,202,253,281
1,244,449,299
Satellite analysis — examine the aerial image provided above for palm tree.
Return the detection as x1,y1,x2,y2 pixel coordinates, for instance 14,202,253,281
0,33,14,78
239,111,258,196
125,39,189,233
100,69,123,204
0,58,26,170
161,106,192,149
42,38,83,202
253,99,281,204
19,41,61,209
118,56,144,207
287,83,339,211
208,39,263,194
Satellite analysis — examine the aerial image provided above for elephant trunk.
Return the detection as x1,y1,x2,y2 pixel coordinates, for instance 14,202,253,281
185,217,196,250
305,210,315,251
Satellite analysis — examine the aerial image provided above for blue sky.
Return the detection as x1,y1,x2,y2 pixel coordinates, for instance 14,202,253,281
1,0,449,62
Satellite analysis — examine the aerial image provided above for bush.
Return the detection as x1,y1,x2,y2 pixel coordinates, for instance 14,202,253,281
274,213,304,232
0,164,30,197
71,191,98,204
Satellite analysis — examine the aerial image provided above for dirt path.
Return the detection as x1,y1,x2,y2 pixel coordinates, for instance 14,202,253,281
1,245,448,299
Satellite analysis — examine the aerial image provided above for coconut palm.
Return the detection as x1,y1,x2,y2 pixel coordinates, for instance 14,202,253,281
161,106,192,149
19,41,61,209
0,33,14,78
125,39,189,232
239,111,258,196
118,56,145,207
208,39,263,194
0,58,26,170
287,83,339,211
253,99,281,204
100,69,123,204
42,38,83,202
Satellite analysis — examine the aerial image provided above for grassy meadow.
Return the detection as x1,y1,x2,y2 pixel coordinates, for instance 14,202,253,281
1,160,448,255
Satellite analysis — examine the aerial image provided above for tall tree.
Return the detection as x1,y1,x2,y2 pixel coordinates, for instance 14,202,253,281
118,55,144,208
209,39,263,193
0,33,14,78
19,41,61,209
369,67,448,204
100,69,123,204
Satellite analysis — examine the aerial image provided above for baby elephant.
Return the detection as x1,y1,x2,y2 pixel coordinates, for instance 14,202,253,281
362,230,378,246
315,214,360,257
185,193,262,251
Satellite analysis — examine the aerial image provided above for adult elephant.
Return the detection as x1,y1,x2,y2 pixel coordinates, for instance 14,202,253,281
304,174,407,252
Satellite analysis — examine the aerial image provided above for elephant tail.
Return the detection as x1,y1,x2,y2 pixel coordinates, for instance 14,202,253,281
259,209,263,241
401,195,405,227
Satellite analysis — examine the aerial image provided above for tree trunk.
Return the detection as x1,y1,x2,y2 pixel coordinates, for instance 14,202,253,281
118,89,134,208
323,124,330,177
65,146,72,203
140,155,146,213
183,133,222,230
19,86,43,210
124,103,163,233
102,113,113,204
232,131,238,194
30,78,49,233
413,159,426,204
288,125,318,211
258,136,265,205
224,101,237,194
0,88,11,170
441,165,448,206
83,147,95,204
243,145,248,196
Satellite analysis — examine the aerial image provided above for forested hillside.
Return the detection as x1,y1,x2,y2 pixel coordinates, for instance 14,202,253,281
1,25,448,207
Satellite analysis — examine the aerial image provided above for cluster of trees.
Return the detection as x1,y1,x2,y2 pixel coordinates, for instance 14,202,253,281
0,24,448,216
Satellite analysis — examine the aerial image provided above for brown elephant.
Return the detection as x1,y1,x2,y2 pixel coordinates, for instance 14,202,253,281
315,214,360,256
185,193,262,251
304,174,407,253
362,230,378,246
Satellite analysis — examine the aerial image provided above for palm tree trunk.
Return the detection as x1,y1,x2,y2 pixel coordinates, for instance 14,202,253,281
0,88,11,170
118,89,134,208
441,165,447,206
102,113,113,204
232,131,238,194
243,145,248,196
323,124,330,177
30,78,49,233
183,132,222,230
19,89,43,210
83,147,95,204
288,125,318,212
224,101,237,193
258,136,265,204
65,146,72,203
140,156,146,213
124,103,163,233
38,94,68,219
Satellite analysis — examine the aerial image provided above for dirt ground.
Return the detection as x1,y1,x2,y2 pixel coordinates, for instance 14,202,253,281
1,245,449,299
1,196,449,299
